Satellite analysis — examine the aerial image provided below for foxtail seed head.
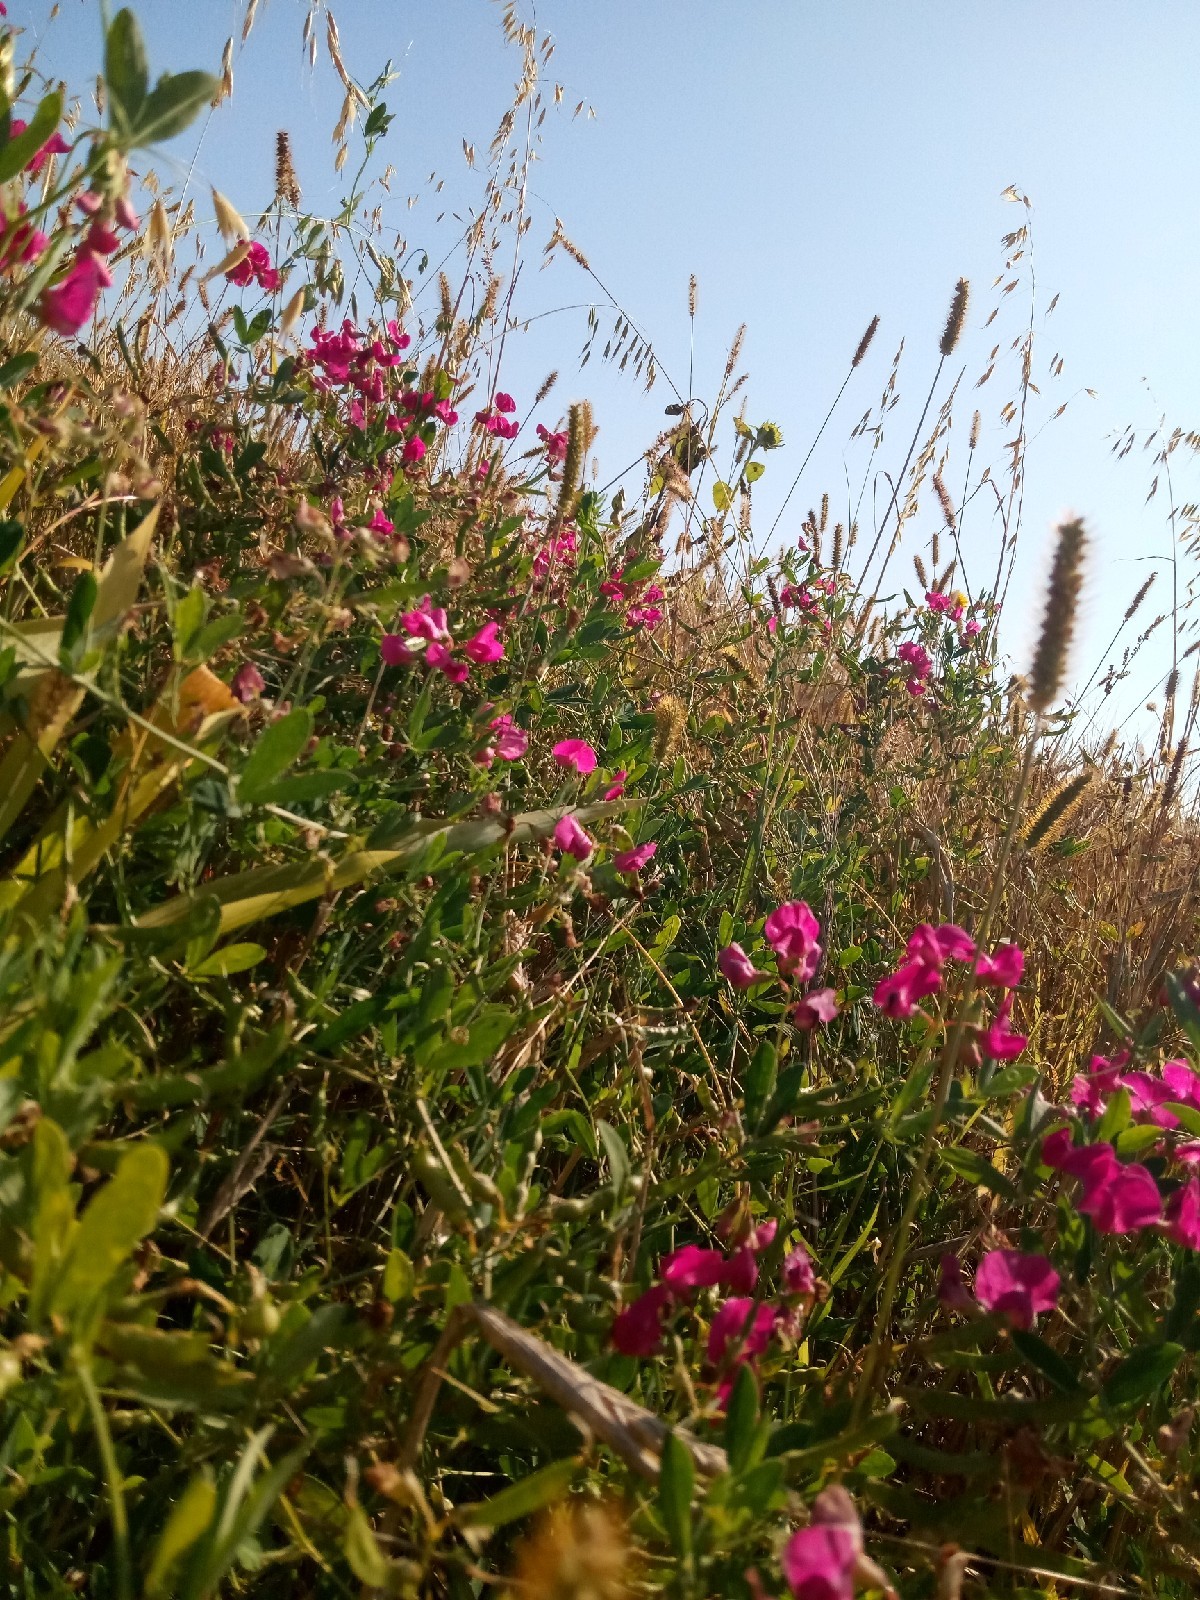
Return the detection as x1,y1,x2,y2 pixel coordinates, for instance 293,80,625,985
1028,516,1087,714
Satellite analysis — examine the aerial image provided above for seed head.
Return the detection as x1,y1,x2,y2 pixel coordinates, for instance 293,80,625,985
1028,516,1086,714
940,277,970,358
852,314,880,368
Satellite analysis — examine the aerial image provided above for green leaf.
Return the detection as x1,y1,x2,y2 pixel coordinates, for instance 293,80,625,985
724,1363,763,1473
0,92,64,185
658,1432,694,1561
145,1471,217,1597
744,460,765,483
173,584,206,660
596,1119,630,1198
60,569,98,657
0,353,38,389
939,1146,1016,1199
51,1142,168,1316
343,1504,390,1587
382,1247,414,1303
712,480,732,512
130,71,221,149
1011,1329,1083,1394
743,1039,777,1133
104,9,149,136
1102,1343,1183,1409
190,942,266,978
456,1458,578,1529
238,707,313,804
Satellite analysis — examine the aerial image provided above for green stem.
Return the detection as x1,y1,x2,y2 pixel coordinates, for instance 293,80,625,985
77,1354,132,1600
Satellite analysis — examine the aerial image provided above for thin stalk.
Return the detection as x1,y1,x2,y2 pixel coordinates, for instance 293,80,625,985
77,1354,132,1600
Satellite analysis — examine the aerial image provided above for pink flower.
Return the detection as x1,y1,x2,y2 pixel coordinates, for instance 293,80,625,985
906,923,976,968
722,1247,760,1295
8,119,70,176
537,422,569,460
974,1249,1060,1330
794,987,839,1030
937,1254,974,1313
611,1285,671,1357
491,714,528,761
781,1489,862,1600
718,943,769,990
783,1246,815,1295
1077,1162,1163,1234
464,622,504,665
494,391,516,413
974,942,1024,988
425,642,469,684
872,957,941,1019
604,770,627,800
553,814,593,860
401,436,427,465
661,1245,727,1294
399,597,450,643
707,1297,777,1366
897,640,932,679
380,633,414,666
1121,1070,1179,1128
1166,1178,1200,1248
764,900,822,981
1164,1060,1200,1109
553,738,597,774
231,662,265,702
613,841,657,873
981,994,1027,1061
965,618,982,638
368,506,394,536
39,250,112,336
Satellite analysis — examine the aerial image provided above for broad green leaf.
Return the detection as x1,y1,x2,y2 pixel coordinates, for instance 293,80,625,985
343,1504,390,1587
0,92,64,185
145,1471,216,1597
174,583,206,660
456,1458,577,1528
743,1038,777,1132
104,9,149,135
658,1432,694,1560
129,71,220,149
60,570,98,657
382,1248,414,1303
190,942,266,978
596,1119,630,1198
237,707,313,804
724,1363,765,1473
0,353,38,389
1102,1343,1183,1409
712,480,732,512
51,1142,168,1316
744,460,765,483
1011,1329,1083,1394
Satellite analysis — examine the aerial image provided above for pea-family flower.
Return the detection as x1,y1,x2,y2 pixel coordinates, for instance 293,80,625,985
611,1285,671,1357
925,589,964,620
536,421,569,459
552,738,597,774
872,957,942,1019
8,118,70,175
793,987,839,1030
1077,1162,1163,1234
613,841,657,873
974,1249,1060,1330
906,922,976,967
783,1246,815,1295
494,391,516,413
226,238,281,292
490,713,527,760
707,1297,777,1366
974,942,1024,987
231,662,266,702
764,900,822,981
604,770,627,800
897,640,932,683
981,994,1027,1061
464,622,504,665
937,1253,974,1313
380,633,413,666
553,814,593,860
718,942,769,990
39,249,112,336
964,618,983,638
1166,1178,1200,1249
1164,1060,1200,1109
781,1487,863,1600
400,436,426,466
660,1245,728,1294
399,597,451,643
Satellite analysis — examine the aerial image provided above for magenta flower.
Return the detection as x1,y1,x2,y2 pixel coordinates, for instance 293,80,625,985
706,1297,777,1366
781,1488,862,1600
399,597,451,643
380,633,414,666
552,738,597,774
231,662,265,703
793,987,839,1030
1166,1179,1200,1249
613,841,657,873
464,622,505,665
965,618,982,638
1044,1134,1121,1191
425,642,469,684
611,1285,671,1357
661,1245,728,1294
764,900,822,981
974,1249,1060,1331
553,814,593,861
718,942,769,990
1077,1162,1162,1234
937,1253,974,1313
494,391,516,413
981,994,1027,1061
401,436,426,465
490,713,528,761
722,1246,759,1295
1164,1060,1200,1109
783,1246,815,1296
974,942,1024,988
604,770,627,800
536,422,569,459
872,957,941,1019
1120,1070,1179,1128
8,118,70,175
906,923,976,967
39,249,112,336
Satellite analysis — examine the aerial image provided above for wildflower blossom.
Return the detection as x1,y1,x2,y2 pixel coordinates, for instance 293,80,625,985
1077,1162,1163,1234
1165,1178,1200,1249
553,814,593,860
781,1488,862,1600
613,841,656,873
660,1245,727,1294
783,1246,815,1295
604,770,627,800
39,250,112,336
764,900,822,981
906,923,976,968
611,1285,671,1357
537,422,569,459
400,436,426,466
974,942,1024,988
552,738,597,774
231,662,265,702
718,942,769,990
937,1254,974,1313
981,994,1027,1061
974,1249,1060,1330
793,987,839,1030
707,1297,777,1366
226,238,280,292
425,642,469,684
872,957,941,1019
464,622,504,665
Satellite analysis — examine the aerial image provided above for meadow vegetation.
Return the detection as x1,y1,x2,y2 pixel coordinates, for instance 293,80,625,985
0,6,1199,1597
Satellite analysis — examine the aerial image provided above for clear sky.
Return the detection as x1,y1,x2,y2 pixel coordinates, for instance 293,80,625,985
22,1,1200,736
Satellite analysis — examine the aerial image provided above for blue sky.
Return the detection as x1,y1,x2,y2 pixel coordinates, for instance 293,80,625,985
23,1,1200,734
